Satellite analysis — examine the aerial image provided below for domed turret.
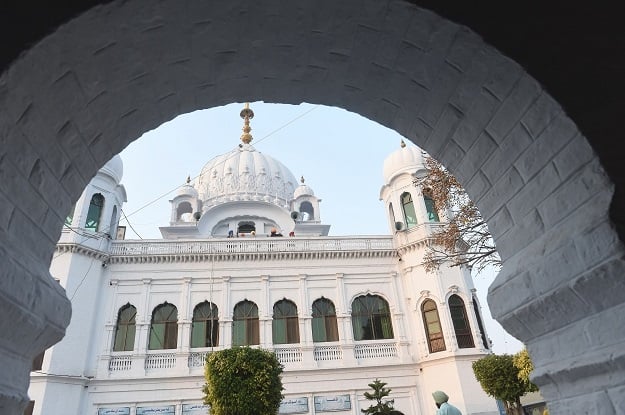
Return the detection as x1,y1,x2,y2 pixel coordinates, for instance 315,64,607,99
168,176,201,225
382,140,426,184
61,155,127,245
380,140,441,234
100,154,124,184
175,176,198,199
293,176,315,198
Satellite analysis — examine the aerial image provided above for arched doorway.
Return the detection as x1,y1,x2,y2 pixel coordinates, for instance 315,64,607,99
0,1,622,413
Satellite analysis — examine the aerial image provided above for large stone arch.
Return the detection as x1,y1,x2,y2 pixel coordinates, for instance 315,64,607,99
0,1,623,413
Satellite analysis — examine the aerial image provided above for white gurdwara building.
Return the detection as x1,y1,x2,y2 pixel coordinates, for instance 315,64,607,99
29,105,498,415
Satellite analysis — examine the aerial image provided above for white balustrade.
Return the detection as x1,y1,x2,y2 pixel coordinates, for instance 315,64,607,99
313,345,342,361
274,346,303,364
145,353,176,369
188,351,210,368
110,236,394,257
354,342,398,360
109,355,132,371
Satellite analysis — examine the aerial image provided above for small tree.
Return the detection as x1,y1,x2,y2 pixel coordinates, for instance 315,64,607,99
472,352,538,415
203,347,284,415
361,379,404,415
415,155,500,274
513,348,536,387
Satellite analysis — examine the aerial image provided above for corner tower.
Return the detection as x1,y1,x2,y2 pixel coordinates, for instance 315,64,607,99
380,141,494,414
31,156,127,414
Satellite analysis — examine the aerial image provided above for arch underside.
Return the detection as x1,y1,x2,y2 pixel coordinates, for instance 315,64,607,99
1,1,624,413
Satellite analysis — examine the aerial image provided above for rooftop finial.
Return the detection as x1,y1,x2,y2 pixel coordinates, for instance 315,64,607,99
240,102,255,144
186,175,191,184
400,139,406,148
300,176,305,184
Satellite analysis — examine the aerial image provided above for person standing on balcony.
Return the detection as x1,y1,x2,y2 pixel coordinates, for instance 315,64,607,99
432,391,462,415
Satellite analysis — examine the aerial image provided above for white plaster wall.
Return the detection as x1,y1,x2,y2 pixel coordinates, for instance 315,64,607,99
1,0,623,413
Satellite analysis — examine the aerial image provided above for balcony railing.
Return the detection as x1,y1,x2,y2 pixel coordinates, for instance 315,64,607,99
109,355,132,371
313,345,343,361
145,353,176,369
110,236,395,257
354,342,398,360
274,346,303,364
106,341,403,376
188,351,210,368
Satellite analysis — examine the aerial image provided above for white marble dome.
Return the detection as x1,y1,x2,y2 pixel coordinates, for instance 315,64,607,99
196,143,298,207
382,141,427,183
100,154,124,183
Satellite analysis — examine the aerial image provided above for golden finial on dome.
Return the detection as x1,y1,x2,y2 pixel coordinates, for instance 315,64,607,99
240,102,255,144
400,139,406,148
300,176,305,184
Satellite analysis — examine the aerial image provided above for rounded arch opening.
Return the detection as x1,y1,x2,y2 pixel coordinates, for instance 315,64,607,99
0,1,621,412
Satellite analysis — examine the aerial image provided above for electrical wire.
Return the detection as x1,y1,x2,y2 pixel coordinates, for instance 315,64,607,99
69,237,104,301
121,104,320,221
120,208,143,240
53,104,319,262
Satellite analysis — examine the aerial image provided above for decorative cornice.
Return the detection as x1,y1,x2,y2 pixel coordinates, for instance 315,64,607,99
108,249,397,265
55,243,109,261
395,237,436,256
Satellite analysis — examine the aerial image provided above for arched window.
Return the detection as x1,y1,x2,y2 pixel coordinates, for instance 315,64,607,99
449,295,474,348
65,203,76,227
113,304,136,351
423,190,440,222
272,299,300,344
351,294,394,341
232,300,259,346
472,296,489,349
176,201,193,221
311,298,339,342
148,303,178,350
191,301,219,348
299,201,314,220
85,193,104,231
401,192,417,229
422,299,446,353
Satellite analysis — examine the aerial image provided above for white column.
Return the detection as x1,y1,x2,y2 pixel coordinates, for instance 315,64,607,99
221,276,231,347
439,286,457,351
180,277,192,352
103,278,120,353
298,274,310,345
132,278,152,376
335,273,351,342
261,275,270,347
389,272,407,341
138,278,152,353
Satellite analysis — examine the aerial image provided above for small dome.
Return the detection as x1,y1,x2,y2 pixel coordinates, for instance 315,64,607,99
294,184,315,198
293,176,314,198
174,181,198,199
100,154,124,183
382,141,426,183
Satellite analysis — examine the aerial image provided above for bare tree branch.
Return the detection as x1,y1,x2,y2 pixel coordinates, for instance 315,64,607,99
415,156,501,274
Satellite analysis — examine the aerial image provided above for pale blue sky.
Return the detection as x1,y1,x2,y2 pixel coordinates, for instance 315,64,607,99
117,101,523,354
